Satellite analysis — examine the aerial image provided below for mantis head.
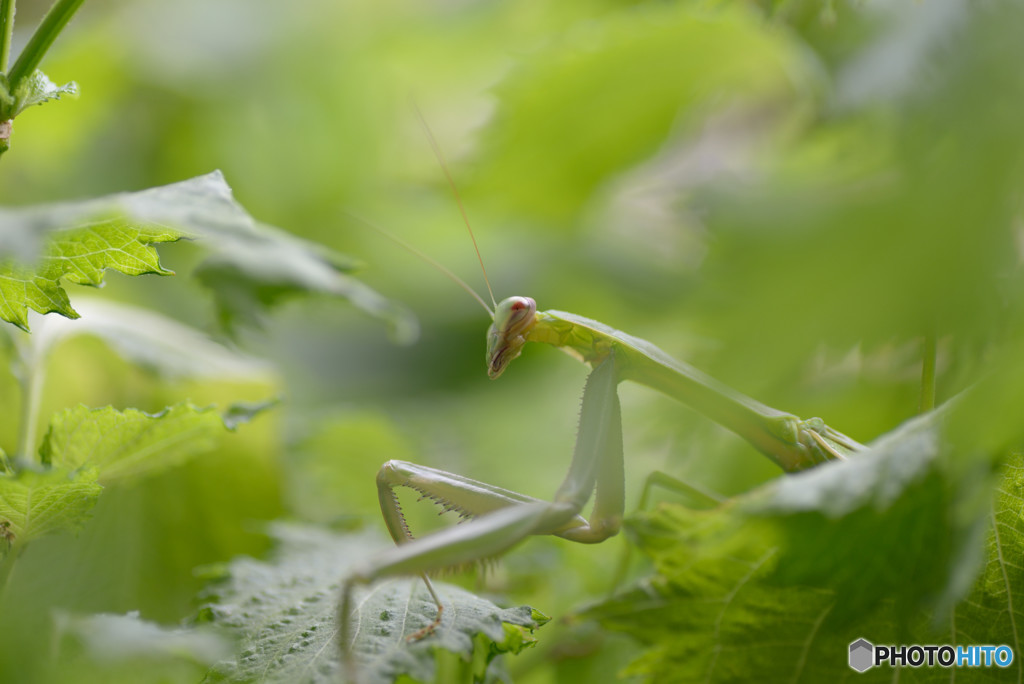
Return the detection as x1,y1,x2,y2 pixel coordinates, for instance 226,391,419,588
486,296,537,379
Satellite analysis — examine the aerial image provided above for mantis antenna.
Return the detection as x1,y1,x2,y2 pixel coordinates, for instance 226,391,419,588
412,103,498,312
345,211,495,319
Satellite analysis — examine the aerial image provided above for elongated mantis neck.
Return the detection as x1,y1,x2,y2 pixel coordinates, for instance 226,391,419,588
518,307,860,472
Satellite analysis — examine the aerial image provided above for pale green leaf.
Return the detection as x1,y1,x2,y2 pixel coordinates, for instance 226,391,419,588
0,218,182,331
584,428,1024,682
0,468,102,544
747,410,953,619
688,1,1024,388
0,173,417,340
38,403,239,484
12,70,79,117
49,611,233,684
199,523,547,684
475,4,811,222
30,297,274,381
70,172,413,339
58,610,232,664
931,452,1024,683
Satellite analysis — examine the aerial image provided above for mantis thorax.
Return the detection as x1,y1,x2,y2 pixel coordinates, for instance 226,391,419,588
486,296,537,379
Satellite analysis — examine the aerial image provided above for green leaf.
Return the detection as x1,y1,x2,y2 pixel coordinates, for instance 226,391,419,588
584,505,836,683
38,402,244,484
30,297,274,381
475,4,809,222
11,69,78,118
0,467,102,545
198,523,547,684
0,219,182,331
584,423,1024,682
57,611,231,665
50,611,232,684
191,223,414,341
0,172,417,340
687,2,1024,387
87,172,414,340
749,410,953,620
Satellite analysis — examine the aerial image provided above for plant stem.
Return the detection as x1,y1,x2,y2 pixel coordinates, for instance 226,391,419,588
0,0,14,74
919,332,937,413
0,541,22,600
7,0,84,91
13,333,44,462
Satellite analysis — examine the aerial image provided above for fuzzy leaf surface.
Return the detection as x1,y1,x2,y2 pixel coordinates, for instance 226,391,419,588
0,173,416,339
29,297,274,381
0,219,181,331
38,402,246,484
0,468,102,545
198,523,547,684
585,423,1024,683
12,70,79,117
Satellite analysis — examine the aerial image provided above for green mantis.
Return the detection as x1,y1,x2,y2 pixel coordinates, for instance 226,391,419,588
339,123,864,678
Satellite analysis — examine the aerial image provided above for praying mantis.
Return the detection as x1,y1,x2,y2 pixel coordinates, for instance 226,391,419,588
338,119,865,677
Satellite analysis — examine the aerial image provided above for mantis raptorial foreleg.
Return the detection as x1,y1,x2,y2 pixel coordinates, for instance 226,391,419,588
341,354,624,673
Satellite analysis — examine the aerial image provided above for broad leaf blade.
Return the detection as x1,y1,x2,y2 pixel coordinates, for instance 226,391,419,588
0,219,181,331
38,402,249,484
30,297,274,381
475,4,808,222
583,505,840,684
749,410,952,620
58,610,232,666
584,417,1024,682
0,468,102,545
50,611,232,684
198,523,547,684
0,172,416,339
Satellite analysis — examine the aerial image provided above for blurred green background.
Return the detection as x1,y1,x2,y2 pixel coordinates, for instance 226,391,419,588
2,0,1023,681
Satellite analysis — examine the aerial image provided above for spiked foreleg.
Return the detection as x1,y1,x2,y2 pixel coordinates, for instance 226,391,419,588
550,352,624,543
342,355,626,675
372,355,624,548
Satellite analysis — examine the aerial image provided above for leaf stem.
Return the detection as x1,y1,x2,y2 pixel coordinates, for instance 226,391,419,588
919,332,937,413
0,0,14,74
7,0,83,92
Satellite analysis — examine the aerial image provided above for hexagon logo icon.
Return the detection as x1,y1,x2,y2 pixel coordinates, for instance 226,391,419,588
849,638,874,672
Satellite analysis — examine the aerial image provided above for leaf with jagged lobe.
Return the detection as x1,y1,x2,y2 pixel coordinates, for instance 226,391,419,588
12,70,79,117
0,172,416,340
0,69,78,121
0,219,181,331
583,409,1024,684
0,70,77,156
38,401,272,485
0,402,270,548
0,467,102,545
198,523,548,684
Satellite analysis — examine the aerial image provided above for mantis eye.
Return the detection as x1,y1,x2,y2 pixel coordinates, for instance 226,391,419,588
499,297,537,333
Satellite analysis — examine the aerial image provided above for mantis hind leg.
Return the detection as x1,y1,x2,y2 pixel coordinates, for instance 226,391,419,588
607,470,725,592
